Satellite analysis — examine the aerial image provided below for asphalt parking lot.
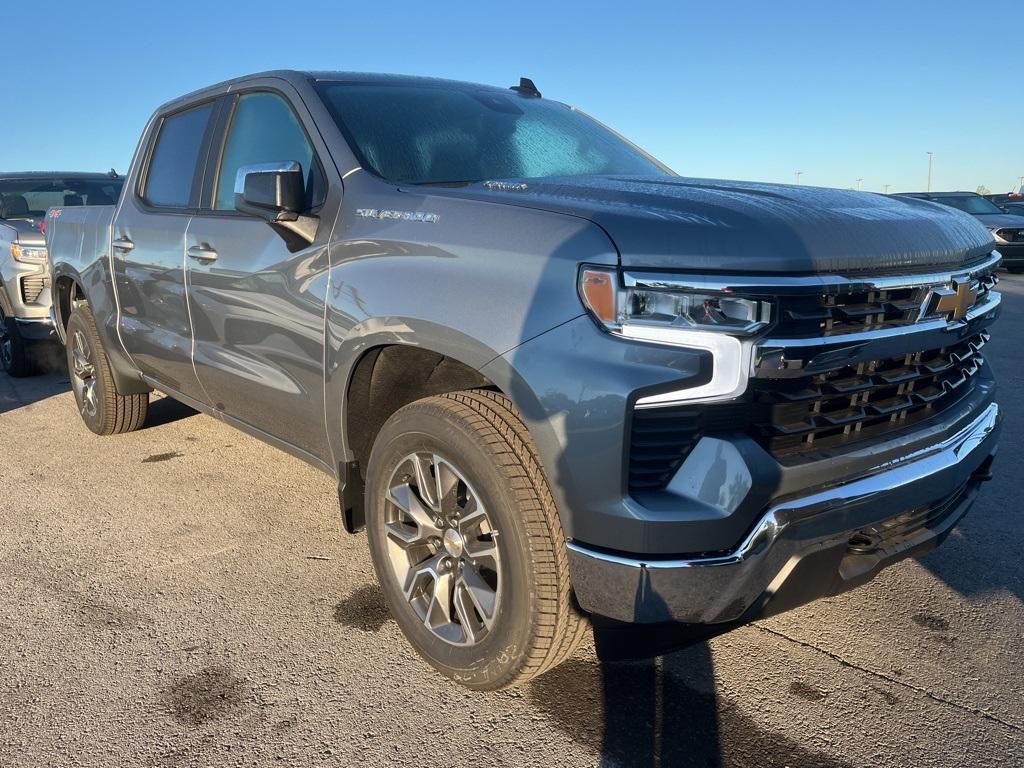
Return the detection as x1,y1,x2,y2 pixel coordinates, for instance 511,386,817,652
1,280,1022,768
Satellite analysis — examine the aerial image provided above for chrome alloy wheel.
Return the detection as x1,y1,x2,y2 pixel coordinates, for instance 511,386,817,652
70,329,98,419
384,453,501,646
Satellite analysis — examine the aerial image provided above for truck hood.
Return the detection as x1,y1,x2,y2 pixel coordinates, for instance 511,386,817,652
0,218,45,246
429,176,996,274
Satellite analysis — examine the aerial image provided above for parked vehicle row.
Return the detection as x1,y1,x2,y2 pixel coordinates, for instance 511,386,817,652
0,172,124,375
11,70,1004,689
895,191,1024,272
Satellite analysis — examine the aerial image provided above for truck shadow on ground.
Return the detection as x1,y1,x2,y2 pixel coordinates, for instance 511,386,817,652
142,395,200,430
0,344,70,414
528,621,855,768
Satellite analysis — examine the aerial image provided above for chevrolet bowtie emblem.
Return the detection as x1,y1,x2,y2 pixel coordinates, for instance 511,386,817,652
922,279,978,322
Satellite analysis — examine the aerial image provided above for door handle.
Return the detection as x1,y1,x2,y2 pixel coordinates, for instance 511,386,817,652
112,237,134,252
187,244,218,262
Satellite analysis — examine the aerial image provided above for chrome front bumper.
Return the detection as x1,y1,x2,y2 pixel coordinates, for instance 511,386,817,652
567,402,1001,624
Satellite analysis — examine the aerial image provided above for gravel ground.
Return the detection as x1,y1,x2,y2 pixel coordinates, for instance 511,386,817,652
1,277,1022,768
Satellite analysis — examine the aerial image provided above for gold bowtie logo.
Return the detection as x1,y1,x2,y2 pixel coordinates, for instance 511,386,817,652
926,279,978,322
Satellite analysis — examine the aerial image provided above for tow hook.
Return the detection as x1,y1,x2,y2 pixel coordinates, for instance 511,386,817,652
847,532,881,555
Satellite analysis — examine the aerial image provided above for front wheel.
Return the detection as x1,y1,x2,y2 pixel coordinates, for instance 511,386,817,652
365,390,587,690
65,304,148,435
0,314,34,377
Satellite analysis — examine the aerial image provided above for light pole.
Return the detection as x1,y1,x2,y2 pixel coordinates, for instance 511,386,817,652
856,178,863,191
927,152,934,192
883,184,891,194
795,171,802,185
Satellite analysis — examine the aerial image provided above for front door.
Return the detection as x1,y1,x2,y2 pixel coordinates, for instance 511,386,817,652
185,90,333,461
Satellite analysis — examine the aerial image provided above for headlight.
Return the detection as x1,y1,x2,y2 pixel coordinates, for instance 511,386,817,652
579,267,773,343
10,243,48,263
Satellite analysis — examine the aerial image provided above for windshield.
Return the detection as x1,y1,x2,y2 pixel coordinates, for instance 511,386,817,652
0,177,124,219
315,82,669,185
930,195,1004,215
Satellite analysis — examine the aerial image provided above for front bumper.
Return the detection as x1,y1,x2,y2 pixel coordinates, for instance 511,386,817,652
567,401,1000,624
14,316,56,342
995,242,1024,265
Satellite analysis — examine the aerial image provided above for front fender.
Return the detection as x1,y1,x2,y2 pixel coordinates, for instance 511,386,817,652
324,314,506,467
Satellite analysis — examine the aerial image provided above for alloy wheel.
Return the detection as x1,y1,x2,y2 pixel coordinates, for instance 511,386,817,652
383,453,501,646
70,330,98,419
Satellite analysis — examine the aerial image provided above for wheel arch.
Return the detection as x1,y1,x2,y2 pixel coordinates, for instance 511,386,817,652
51,264,150,395
335,337,500,533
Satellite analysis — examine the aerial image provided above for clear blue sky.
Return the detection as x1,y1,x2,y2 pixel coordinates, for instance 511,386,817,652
6,0,1021,194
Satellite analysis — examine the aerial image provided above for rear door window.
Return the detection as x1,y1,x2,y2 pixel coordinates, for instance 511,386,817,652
143,103,215,208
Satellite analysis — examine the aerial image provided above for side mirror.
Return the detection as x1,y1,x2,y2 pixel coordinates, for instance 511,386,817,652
234,162,305,221
233,161,318,243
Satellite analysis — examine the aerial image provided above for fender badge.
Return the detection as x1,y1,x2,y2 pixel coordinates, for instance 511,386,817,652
483,181,528,192
355,208,439,223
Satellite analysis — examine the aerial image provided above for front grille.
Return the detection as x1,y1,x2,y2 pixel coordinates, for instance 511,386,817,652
773,272,997,338
20,275,49,304
626,257,1000,495
751,331,988,458
995,228,1024,243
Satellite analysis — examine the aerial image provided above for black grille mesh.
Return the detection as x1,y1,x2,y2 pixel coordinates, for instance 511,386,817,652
751,331,987,458
629,403,749,491
628,332,989,493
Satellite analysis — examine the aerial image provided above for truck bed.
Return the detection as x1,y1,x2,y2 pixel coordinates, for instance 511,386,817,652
45,205,115,279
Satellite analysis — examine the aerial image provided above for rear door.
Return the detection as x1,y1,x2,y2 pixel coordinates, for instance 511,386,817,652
184,87,337,461
113,100,219,402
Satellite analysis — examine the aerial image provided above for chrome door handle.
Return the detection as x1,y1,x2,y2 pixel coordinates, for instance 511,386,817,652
186,244,218,262
112,238,134,252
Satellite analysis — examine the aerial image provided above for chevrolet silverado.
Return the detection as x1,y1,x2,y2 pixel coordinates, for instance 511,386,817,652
46,71,1002,689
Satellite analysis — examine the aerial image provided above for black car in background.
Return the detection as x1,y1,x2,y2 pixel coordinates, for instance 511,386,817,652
897,191,1024,272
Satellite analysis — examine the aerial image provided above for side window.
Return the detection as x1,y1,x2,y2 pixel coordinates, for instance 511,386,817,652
214,92,321,211
143,103,214,208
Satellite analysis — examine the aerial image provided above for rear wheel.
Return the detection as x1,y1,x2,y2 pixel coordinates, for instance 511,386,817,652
365,390,587,690
0,313,34,378
65,304,148,435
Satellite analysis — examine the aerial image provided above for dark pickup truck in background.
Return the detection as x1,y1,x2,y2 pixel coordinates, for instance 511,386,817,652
46,71,1002,689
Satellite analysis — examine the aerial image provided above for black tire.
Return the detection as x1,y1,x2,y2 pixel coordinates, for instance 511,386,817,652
1,313,34,378
1006,266,1024,274
65,304,148,435
365,389,587,690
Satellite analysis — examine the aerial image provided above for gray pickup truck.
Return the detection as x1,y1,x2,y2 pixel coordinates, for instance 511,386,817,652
46,70,1002,689
0,172,123,375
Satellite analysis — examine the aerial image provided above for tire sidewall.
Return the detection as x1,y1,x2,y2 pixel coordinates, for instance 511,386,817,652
366,403,536,689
